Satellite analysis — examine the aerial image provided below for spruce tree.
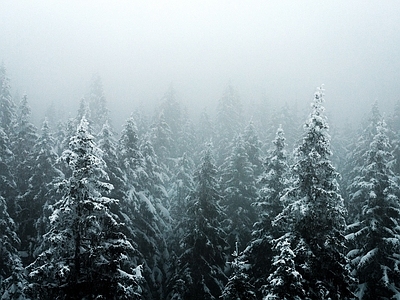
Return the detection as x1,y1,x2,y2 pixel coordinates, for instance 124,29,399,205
97,120,124,201
166,145,227,300
346,120,400,299
28,117,140,299
270,86,354,299
0,63,16,135
118,116,168,299
19,120,62,264
242,121,264,179
89,74,110,135
215,84,243,165
221,243,256,300
245,125,290,297
220,134,257,250
0,195,28,300
344,102,382,223
263,235,305,300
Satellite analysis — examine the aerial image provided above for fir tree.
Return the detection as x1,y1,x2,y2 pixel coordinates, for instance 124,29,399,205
19,120,62,264
0,63,16,135
345,102,382,223
242,121,264,179
118,117,169,299
263,235,305,300
245,125,290,297
221,243,256,300
166,145,227,300
97,120,124,201
11,95,38,194
220,134,257,250
272,86,354,299
0,195,28,300
346,120,400,299
28,117,140,299
215,84,243,165
89,74,110,135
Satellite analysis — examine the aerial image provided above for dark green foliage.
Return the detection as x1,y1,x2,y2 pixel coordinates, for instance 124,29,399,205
167,145,227,300
0,196,28,300
346,120,400,299
220,134,257,250
221,243,256,300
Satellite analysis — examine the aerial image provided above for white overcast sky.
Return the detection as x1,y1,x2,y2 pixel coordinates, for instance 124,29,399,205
1,0,399,124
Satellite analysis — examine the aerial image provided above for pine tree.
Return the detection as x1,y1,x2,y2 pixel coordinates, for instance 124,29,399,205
166,145,227,300
215,84,243,165
18,120,62,264
0,196,28,300
267,102,303,152
118,117,169,299
28,117,140,299
256,125,290,237
271,86,354,299
221,243,256,300
345,102,382,223
158,85,182,139
245,125,290,297
388,100,400,175
89,74,110,135
150,111,174,170
346,120,400,299
11,94,38,194
97,120,124,201
0,127,17,219
0,63,16,135
242,121,264,179
220,134,257,250
263,235,305,300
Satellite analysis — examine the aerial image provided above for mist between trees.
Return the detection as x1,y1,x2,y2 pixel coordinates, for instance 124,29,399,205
2,64,400,299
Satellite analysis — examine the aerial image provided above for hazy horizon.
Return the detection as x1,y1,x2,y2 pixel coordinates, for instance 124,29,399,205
1,0,399,128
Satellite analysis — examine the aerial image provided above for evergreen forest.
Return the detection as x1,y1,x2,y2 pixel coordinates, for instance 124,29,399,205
2,64,400,300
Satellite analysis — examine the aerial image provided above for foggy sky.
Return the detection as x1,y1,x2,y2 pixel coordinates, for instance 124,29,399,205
1,0,399,126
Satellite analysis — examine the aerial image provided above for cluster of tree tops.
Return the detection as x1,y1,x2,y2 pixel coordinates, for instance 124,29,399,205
1,62,400,299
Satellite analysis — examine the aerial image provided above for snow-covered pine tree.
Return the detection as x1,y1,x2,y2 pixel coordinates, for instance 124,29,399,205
0,195,28,300
0,63,16,135
157,85,182,140
138,135,171,298
19,119,62,264
168,153,195,227
346,120,400,299
166,153,196,293
89,74,110,135
195,109,215,165
0,126,17,220
242,120,264,179
215,84,243,166
271,86,354,299
97,120,125,201
220,134,257,251
256,124,290,238
11,95,38,194
118,116,169,299
166,144,228,300
266,102,302,152
344,102,382,223
28,117,140,300
263,235,305,300
244,125,290,298
150,111,174,171
221,242,256,300
388,100,400,175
